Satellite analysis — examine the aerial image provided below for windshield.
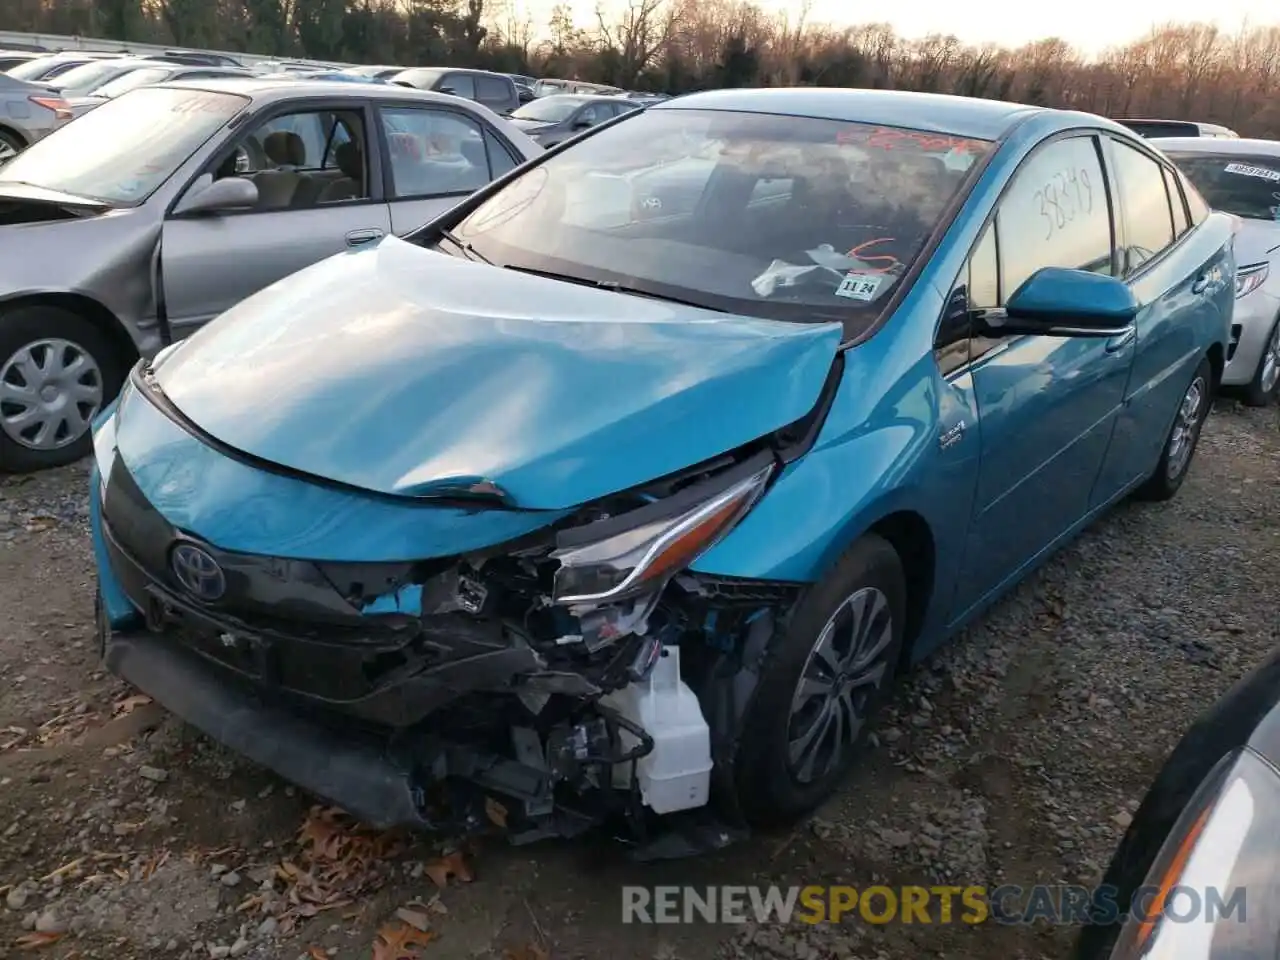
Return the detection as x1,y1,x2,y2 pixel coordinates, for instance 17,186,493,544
0,86,247,204
451,108,990,327
49,60,131,93
512,97,585,123
1168,153,1280,220
94,67,171,99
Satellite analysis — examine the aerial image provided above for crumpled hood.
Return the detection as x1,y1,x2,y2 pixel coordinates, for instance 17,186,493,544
1233,218,1280,267
151,237,843,510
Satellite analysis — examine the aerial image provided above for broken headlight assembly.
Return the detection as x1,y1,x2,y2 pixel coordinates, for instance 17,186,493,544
550,458,775,609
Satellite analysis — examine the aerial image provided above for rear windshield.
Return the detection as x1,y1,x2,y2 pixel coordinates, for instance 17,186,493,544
6,57,75,81
450,108,991,328
0,86,247,204
1167,153,1280,220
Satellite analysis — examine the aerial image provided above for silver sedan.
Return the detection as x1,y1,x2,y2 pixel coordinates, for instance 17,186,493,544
0,77,541,472
0,73,73,162
1157,136,1280,405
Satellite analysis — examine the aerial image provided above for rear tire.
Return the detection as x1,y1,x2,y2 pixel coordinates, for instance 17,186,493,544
0,305,125,474
1133,356,1212,503
734,534,906,827
1242,317,1280,407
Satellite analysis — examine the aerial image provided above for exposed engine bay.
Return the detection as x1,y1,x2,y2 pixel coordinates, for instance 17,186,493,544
300,450,804,858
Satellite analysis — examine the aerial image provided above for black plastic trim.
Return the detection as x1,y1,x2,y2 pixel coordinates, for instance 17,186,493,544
553,448,777,551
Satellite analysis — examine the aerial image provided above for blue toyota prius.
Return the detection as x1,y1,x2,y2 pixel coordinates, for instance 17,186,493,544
89,88,1235,853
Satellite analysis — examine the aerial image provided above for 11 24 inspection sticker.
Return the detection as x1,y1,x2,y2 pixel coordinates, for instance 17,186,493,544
835,272,883,301
1224,162,1280,182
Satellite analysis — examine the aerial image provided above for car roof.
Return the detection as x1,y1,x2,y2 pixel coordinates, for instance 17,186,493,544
654,88,1044,140
154,76,481,107
394,66,509,78
535,93,632,104
1150,136,1280,156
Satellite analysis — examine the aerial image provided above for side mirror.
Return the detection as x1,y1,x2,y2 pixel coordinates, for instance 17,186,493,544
175,176,259,215
990,267,1138,338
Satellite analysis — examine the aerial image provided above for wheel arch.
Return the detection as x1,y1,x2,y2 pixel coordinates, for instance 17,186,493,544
864,510,936,664
0,123,28,148
0,292,140,373
1207,340,1224,393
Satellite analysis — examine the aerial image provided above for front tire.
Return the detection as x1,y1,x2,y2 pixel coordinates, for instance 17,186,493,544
734,534,906,827
1133,356,1212,503
0,305,124,474
1242,317,1280,407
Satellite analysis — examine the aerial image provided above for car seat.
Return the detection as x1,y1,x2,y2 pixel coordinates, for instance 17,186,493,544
315,141,364,204
251,132,307,209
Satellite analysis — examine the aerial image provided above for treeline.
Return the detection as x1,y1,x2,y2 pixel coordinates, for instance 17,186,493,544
8,0,1280,137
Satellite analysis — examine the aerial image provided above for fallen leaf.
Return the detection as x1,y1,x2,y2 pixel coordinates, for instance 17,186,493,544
372,922,437,960
423,850,472,889
485,796,508,828
15,931,63,951
113,694,153,716
395,906,431,932
306,947,328,960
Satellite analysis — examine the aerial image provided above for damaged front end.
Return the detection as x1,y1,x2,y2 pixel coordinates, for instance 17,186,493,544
95,384,830,859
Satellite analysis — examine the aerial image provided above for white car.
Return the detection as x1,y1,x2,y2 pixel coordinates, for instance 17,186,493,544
1156,137,1280,405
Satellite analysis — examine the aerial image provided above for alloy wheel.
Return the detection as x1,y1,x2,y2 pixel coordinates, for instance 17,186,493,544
1261,323,1280,396
0,138,16,165
0,338,105,451
786,586,894,785
1166,374,1206,480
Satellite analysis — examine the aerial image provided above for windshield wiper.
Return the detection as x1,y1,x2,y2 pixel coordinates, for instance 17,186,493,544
437,228,492,265
502,265,728,313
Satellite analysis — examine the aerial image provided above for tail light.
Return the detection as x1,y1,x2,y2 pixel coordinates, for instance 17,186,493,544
30,96,73,122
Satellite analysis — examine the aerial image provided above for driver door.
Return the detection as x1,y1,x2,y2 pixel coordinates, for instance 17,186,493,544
159,101,391,339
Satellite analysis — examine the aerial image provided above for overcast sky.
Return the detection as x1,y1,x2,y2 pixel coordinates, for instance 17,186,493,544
516,0,1279,54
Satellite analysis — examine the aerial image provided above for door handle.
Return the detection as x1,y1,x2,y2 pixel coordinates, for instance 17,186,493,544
1190,264,1222,295
1105,327,1136,353
345,228,384,247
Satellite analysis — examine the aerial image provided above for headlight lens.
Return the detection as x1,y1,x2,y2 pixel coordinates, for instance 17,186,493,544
1108,747,1280,959
551,462,774,606
1234,262,1269,299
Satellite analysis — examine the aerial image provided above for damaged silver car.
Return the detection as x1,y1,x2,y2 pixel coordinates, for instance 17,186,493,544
0,77,539,472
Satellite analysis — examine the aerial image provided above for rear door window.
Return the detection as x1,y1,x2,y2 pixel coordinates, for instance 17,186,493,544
442,74,475,99
379,107,491,197
1109,140,1177,273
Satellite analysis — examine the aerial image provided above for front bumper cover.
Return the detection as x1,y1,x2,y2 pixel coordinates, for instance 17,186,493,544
99,613,430,830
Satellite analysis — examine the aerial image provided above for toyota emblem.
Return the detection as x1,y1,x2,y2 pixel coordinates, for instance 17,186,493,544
170,543,226,601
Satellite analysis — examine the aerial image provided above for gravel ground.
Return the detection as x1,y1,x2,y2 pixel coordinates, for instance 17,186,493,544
0,400,1277,960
